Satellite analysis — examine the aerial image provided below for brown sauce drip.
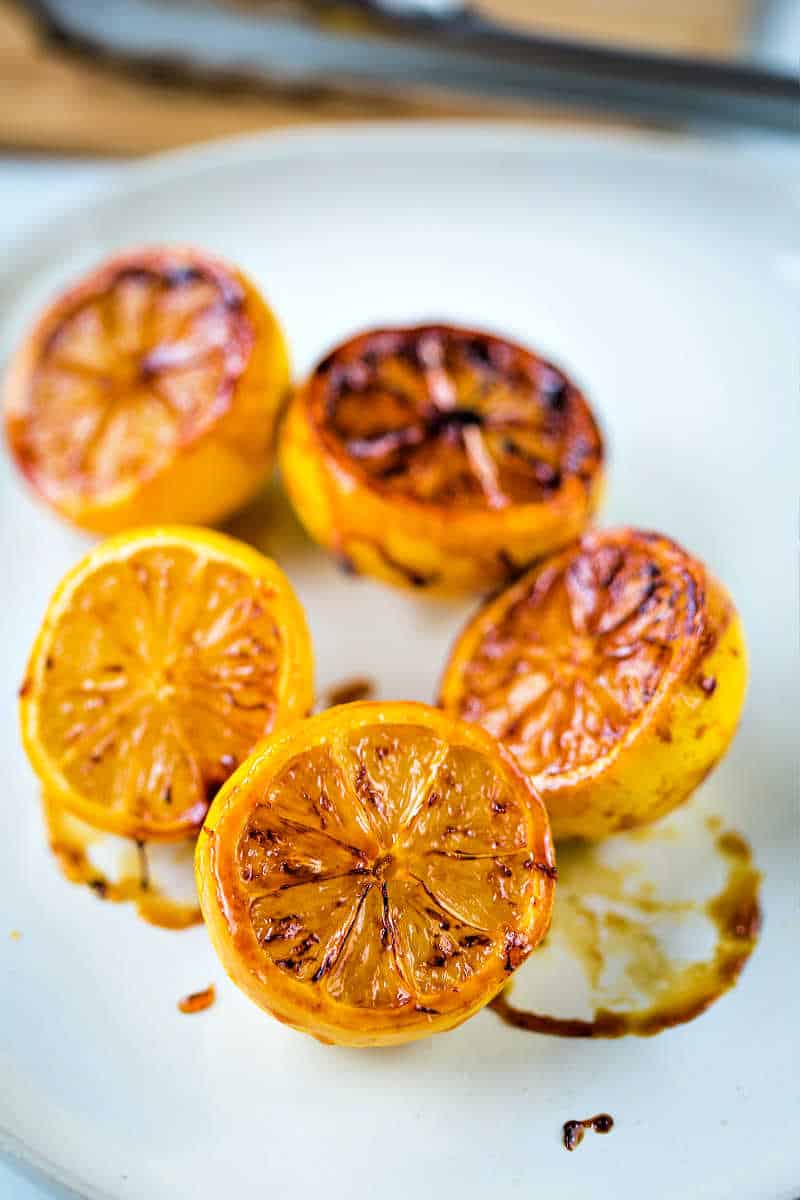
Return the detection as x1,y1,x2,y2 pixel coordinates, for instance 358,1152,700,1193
334,535,440,589
318,676,376,709
178,985,216,1014
43,793,202,931
490,824,761,1039
562,1113,615,1151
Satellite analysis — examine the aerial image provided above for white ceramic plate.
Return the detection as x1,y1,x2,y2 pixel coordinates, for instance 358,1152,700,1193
1,128,797,1200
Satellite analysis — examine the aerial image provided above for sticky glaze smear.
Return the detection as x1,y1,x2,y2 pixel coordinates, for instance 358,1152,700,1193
43,793,202,931
490,820,761,1038
178,985,216,1014
562,1114,614,1151
317,676,376,709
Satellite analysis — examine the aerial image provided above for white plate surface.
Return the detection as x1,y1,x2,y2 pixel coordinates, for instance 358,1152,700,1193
0,127,798,1200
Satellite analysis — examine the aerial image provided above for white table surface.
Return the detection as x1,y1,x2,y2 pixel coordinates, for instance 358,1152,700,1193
1,8,798,1190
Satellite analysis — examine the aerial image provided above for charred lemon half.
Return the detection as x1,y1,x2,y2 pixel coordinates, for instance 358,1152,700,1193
4,246,289,532
280,325,603,592
440,528,747,840
19,526,313,841
195,701,555,1046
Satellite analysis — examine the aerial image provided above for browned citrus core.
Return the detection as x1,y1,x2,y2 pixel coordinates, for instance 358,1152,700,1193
307,325,603,510
449,530,706,780
210,720,555,1014
8,251,254,502
33,542,284,837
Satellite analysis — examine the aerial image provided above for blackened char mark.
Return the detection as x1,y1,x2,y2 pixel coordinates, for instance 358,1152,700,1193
563,435,598,480
503,929,530,972
162,264,204,288
334,551,358,577
260,915,305,944
205,779,223,805
310,881,373,983
538,364,569,411
524,857,558,880
428,407,484,436
375,546,439,589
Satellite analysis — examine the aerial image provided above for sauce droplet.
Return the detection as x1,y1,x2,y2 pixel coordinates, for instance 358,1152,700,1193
178,985,216,1014
562,1114,615,1151
317,676,376,709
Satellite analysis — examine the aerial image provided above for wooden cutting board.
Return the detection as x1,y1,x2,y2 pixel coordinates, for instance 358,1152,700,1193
478,0,751,54
0,0,752,155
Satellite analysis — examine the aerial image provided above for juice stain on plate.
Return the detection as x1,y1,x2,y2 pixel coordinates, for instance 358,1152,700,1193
562,1113,615,1151
42,793,202,930
178,985,216,1014
490,815,761,1038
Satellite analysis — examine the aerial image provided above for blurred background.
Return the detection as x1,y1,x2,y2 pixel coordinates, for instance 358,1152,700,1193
2,0,796,272
1,0,798,155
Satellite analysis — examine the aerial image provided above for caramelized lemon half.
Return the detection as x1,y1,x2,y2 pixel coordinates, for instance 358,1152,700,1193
196,702,555,1046
20,526,313,841
440,529,747,839
280,325,603,593
5,247,289,532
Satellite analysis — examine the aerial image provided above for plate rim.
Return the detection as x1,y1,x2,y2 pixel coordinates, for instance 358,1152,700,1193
1,121,798,297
